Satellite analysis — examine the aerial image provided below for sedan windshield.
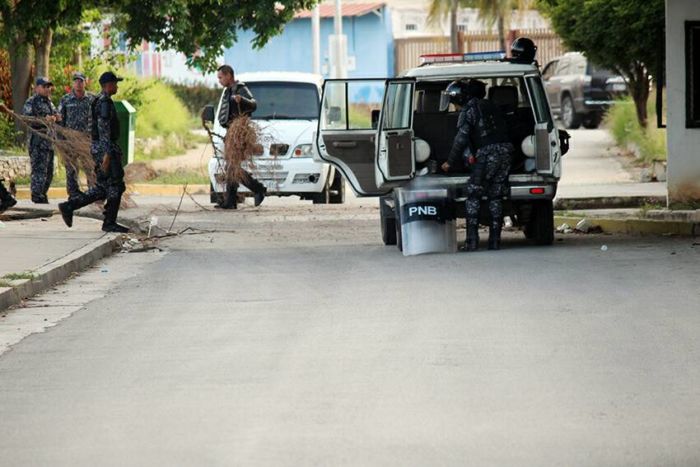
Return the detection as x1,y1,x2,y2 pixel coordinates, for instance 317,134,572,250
246,82,320,120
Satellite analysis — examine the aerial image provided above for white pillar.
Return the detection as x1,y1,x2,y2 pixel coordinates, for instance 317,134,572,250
666,0,700,206
312,6,321,75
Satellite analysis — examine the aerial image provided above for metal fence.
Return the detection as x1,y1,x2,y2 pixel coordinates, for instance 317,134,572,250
394,29,566,74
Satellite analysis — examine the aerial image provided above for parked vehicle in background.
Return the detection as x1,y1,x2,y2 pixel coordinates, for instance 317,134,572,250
207,72,344,206
542,52,627,129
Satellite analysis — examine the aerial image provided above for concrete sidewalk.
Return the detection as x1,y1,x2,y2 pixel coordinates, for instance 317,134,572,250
0,213,120,310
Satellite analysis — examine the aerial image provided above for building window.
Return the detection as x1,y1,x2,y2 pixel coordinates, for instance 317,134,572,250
405,23,417,31
687,21,700,128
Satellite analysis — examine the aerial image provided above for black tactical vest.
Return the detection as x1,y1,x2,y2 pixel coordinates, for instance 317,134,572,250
468,99,510,151
91,95,120,142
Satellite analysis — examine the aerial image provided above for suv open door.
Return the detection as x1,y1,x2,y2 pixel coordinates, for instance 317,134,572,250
375,79,416,191
316,79,389,196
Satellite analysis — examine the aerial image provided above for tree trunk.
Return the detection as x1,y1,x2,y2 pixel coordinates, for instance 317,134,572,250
497,14,506,52
450,0,459,53
33,28,53,78
8,37,33,143
628,62,650,128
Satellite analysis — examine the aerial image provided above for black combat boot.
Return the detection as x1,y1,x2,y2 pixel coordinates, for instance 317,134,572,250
0,182,17,212
464,224,479,252
488,222,502,250
101,197,129,233
58,201,74,227
254,187,267,207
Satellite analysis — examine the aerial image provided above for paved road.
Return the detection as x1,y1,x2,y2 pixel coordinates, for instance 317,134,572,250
1,204,699,466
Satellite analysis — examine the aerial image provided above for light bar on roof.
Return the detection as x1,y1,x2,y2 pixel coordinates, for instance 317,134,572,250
419,51,507,65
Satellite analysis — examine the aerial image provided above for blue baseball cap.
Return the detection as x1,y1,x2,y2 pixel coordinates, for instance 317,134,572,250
72,72,87,81
98,71,124,85
35,77,53,86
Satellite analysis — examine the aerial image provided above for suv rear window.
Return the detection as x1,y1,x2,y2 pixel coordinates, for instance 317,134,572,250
415,77,532,114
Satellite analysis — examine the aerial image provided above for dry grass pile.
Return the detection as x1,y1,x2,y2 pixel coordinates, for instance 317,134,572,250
223,113,261,184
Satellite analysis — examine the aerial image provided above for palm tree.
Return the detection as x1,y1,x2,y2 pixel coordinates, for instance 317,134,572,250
472,0,532,52
427,0,532,54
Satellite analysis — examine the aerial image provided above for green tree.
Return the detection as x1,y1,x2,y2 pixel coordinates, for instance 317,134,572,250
538,0,665,128
1,0,318,120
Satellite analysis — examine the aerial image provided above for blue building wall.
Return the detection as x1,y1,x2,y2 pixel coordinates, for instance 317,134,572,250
224,8,394,78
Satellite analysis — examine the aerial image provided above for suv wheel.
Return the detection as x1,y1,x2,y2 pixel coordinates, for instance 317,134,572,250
524,200,554,245
380,197,397,246
582,113,602,129
313,172,345,204
561,95,581,129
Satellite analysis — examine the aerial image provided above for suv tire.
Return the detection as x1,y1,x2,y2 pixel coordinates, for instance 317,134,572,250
582,113,602,129
525,200,554,245
380,197,397,245
561,95,581,129
313,172,345,204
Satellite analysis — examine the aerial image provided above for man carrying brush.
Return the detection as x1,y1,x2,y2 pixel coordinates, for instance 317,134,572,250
216,64,266,209
58,72,95,200
58,72,128,233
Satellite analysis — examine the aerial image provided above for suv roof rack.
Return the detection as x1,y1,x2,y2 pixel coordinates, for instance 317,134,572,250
419,51,508,67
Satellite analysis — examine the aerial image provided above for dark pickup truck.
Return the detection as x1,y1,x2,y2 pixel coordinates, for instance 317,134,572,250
542,52,627,129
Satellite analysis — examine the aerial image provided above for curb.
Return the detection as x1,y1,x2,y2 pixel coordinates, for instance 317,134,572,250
554,195,667,210
14,184,209,199
0,207,54,221
0,235,121,311
74,211,146,234
554,215,700,237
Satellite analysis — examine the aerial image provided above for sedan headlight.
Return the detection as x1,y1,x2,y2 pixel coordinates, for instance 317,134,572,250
293,144,313,158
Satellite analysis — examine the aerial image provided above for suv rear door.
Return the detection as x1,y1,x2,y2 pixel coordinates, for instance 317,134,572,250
316,79,388,196
525,75,561,178
375,79,416,190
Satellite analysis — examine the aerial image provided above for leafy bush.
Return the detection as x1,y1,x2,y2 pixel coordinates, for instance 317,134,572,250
133,80,190,138
0,114,20,150
604,95,667,162
168,82,221,117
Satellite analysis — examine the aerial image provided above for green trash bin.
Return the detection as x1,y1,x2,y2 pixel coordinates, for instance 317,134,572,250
114,100,136,167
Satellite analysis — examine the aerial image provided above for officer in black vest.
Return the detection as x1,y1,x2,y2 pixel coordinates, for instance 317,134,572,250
216,64,266,209
58,72,128,233
441,79,513,251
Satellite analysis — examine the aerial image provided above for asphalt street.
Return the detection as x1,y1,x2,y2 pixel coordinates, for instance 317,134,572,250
1,204,699,465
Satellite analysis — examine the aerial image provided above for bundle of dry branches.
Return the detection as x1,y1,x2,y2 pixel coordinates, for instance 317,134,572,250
223,112,261,185
0,104,135,209
0,104,95,184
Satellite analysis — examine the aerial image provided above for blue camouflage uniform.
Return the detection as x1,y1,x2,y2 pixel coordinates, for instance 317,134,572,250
58,90,95,198
64,91,125,228
22,94,58,201
447,96,513,248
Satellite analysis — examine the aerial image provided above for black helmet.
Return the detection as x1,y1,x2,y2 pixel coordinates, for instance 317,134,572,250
511,37,537,63
439,79,486,111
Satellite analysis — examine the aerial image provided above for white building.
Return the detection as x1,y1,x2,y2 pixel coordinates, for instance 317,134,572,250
666,0,700,206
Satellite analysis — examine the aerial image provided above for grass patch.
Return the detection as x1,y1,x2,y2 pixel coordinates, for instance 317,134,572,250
604,92,666,163
145,169,210,185
2,272,36,281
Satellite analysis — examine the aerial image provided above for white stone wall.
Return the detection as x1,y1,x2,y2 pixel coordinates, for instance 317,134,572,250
666,0,700,205
0,154,30,181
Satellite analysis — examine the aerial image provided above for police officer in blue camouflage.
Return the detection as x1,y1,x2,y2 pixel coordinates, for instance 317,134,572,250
58,72,129,233
440,79,513,251
58,72,94,199
22,77,60,204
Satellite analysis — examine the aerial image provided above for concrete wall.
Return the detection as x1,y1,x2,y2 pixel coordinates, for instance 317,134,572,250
666,0,700,206
224,8,394,78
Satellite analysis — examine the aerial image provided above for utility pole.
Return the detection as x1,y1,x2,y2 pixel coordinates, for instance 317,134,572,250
312,5,321,75
332,0,347,78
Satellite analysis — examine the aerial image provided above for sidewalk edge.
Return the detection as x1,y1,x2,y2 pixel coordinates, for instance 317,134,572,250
0,235,120,311
554,215,700,237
